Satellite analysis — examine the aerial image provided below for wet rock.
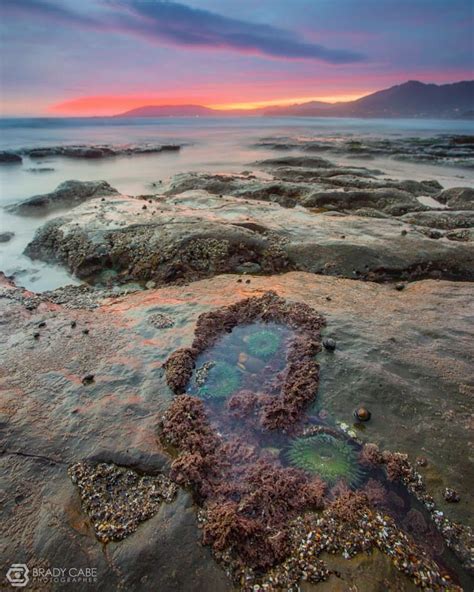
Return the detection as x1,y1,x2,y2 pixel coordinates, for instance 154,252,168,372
7,180,119,215
166,170,435,214
22,143,182,160
401,210,474,230
0,231,15,242
24,192,474,284
301,187,426,215
0,150,22,164
1,273,474,589
255,134,474,169
435,187,474,210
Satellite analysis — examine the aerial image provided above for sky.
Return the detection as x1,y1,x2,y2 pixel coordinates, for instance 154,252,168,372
0,0,472,116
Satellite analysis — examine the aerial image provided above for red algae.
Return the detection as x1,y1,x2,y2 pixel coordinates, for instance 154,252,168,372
160,293,472,590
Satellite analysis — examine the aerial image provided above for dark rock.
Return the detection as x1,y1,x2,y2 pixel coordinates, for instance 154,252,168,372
7,180,119,216
323,337,337,351
395,283,406,291
0,150,21,164
435,187,474,210
401,210,474,230
82,374,95,385
22,143,182,160
0,232,15,243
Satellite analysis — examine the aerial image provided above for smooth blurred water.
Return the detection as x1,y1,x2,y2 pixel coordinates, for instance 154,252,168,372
0,116,473,291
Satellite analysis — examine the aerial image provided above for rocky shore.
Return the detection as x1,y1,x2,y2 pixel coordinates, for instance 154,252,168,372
1,136,473,590
0,143,182,164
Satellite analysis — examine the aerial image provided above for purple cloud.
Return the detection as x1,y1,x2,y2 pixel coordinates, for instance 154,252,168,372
1,0,365,64
113,0,366,63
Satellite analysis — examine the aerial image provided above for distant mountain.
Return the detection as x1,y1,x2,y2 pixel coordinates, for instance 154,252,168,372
115,104,220,117
264,81,474,118
113,81,474,119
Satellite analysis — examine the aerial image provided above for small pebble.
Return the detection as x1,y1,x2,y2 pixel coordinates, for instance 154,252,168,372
416,457,428,467
322,337,336,351
245,279,251,284
142,205,147,210
401,229,407,236
82,329,89,335
443,488,460,503
82,374,95,385
237,279,242,283
33,332,40,340
325,296,332,301
354,407,371,422
38,321,46,328
71,320,77,328
395,283,405,291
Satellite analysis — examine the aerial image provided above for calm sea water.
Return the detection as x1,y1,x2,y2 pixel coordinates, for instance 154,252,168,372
0,116,473,290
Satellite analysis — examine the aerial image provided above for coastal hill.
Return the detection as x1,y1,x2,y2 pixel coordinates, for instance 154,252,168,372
115,80,474,119
265,80,474,118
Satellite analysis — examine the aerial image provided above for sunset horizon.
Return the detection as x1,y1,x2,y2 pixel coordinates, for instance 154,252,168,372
1,0,472,117
1,3,473,591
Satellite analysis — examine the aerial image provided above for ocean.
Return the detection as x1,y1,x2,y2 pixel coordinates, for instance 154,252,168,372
1,116,473,291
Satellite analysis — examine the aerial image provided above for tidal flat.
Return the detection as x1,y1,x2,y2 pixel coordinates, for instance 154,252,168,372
1,117,473,591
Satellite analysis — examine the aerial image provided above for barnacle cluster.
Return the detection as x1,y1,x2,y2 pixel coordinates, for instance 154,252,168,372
69,461,177,543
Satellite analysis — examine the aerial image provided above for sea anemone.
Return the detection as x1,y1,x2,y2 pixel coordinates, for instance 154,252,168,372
246,329,281,359
196,360,241,399
286,434,365,488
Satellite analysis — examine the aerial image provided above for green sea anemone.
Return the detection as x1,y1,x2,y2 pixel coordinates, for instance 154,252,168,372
246,329,281,360
286,434,365,488
196,361,241,399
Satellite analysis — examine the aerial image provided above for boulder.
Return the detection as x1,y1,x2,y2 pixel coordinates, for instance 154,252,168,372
435,187,474,210
0,231,15,242
401,210,474,230
0,150,22,164
24,191,474,283
7,180,119,215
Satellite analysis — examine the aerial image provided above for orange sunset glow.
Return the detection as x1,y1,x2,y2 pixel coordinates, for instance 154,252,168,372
49,92,372,116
